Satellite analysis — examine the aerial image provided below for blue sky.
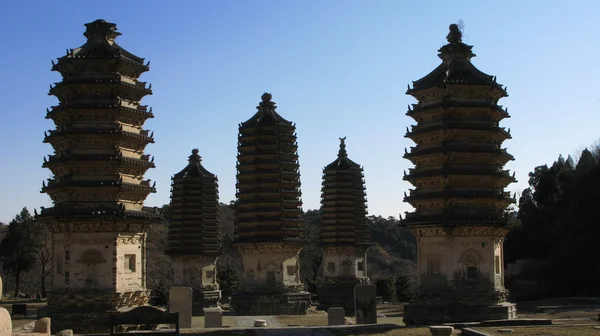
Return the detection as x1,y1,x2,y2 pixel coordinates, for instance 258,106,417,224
0,0,598,223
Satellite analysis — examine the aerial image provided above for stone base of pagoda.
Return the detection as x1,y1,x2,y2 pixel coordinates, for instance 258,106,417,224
43,289,150,334
230,242,310,315
317,279,370,314
191,287,222,315
403,301,517,325
230,291,311,315
170,255,221,315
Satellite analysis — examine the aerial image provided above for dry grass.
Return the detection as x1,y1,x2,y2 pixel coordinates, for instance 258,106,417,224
473,325,600,336
356,328,460,336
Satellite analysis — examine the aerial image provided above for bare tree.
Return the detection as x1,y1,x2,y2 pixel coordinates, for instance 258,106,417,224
35,223,52,297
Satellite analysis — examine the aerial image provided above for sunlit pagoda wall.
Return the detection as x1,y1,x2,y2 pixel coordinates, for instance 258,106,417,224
230,93,310,315
317,137,371,311
401,24,518,324
38,19,159,333
166,149,222,312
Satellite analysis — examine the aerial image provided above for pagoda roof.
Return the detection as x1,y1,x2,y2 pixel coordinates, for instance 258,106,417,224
54,20,147,67
173,149,217,179
240,93,293,127
408,24,507,95
324,137,362,171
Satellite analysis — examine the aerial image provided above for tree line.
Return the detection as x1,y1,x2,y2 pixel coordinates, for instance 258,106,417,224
504,143,600,298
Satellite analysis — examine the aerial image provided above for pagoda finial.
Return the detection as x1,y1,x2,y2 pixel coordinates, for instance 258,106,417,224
189,149,202,163
257,92,277,117
338,137,348,158
83,19,122,42
261,92,272,102
447,23,462,44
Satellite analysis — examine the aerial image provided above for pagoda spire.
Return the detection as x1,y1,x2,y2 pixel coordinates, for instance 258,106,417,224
167,148,222,313
231,93,310,315
402,24,518,326
317,136,370,312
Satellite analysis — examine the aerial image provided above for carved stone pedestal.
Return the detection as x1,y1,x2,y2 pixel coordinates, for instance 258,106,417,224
231,243,310,315
230,291,311,315
45,289,150,334
171,256,221,315
192,288,221,315
317,247,369,313
403,301,517,325
317,281,370,314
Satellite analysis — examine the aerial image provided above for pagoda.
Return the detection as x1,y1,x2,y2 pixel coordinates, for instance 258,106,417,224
317,137,371,312
37,20,160,333
230,93,311,315
401,24,519,325
166,149,222,314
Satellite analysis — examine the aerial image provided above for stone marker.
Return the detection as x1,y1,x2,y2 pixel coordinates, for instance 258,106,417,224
32,317,51,335
354,284,377,324
55,329,74,336
204,308,223,328
254,319,267,327
169,287,193,329
429,325,453,336
327,307,345,326
0,307,12,335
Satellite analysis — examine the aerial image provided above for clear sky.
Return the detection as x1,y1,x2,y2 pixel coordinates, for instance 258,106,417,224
0,0,598,223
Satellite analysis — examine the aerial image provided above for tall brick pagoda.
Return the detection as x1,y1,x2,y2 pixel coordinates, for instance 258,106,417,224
230,93,311,315
317,137,371,312
37,19,160,333
401,24,519,325
166,149,222,314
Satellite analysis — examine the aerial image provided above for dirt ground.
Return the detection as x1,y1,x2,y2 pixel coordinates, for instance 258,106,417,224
472,325,600,336
4,297,600,334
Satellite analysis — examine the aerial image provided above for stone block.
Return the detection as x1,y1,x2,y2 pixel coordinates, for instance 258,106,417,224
33,317,51,335
430,325,453,336
230,291,311,315
254,319,267,327
203,308,222,328
327,307,345,325
404,302,517,325
55,329,74,336
169,287,193,329
354,284,377,324
0,307,12,335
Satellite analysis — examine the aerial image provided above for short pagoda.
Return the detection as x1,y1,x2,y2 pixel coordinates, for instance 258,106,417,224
317,137,371,312
230,93,311,315
166,149,222,314
401,24,519,325
37,20,160,333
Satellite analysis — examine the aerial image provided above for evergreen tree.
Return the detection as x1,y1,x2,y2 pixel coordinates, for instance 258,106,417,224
217,262,240,300
395,274,415,302
375,278,396,302
0,208,39,297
